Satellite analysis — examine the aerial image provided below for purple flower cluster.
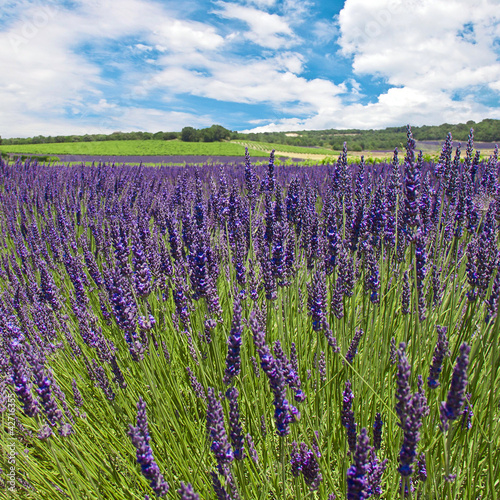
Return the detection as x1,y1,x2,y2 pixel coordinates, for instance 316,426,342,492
346,428,387,499
290,441,323,491
206,387,234,473
440,343,471,431
395,343,427,478
249,311,299,436
341,380,357,454
128,397,169,497
428,326,449,389
223,295,243,386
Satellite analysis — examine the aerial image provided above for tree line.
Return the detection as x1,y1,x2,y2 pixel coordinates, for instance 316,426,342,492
1,119,498,149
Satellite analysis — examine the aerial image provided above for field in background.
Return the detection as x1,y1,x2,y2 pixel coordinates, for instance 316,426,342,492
1,138,497,164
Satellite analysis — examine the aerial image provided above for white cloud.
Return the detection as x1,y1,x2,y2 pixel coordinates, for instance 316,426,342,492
244,0,277,7
245,0,500,132
0,0,229,137
337,0,500,92
213,1,298,49
312,19,338,44
139,50,345,115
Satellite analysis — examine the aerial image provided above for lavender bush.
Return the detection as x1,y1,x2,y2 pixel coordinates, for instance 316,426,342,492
0,130,499,498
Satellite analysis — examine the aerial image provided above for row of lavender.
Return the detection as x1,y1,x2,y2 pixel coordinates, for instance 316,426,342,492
0,127,499,498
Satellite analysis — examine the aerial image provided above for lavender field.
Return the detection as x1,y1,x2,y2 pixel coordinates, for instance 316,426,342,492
0,127,499,499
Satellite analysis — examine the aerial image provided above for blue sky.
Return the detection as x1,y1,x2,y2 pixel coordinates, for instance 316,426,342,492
1,0,499,138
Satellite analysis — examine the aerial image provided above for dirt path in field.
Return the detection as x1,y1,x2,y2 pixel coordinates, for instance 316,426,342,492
272,151,330,160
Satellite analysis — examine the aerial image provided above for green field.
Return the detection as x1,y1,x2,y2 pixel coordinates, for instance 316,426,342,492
0,139,334,158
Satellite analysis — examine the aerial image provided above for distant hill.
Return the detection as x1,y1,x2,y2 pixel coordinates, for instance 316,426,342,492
1,118,499,152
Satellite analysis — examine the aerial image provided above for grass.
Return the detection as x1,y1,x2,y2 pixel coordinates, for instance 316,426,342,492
0,139,334,158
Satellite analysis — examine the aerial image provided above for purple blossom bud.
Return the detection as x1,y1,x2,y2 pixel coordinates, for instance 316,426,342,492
206,387,233,469
186,367,206,401
210,471,231,500
373,413,383,451
178,482,200,500
249,311,296,436
290,441,323,491
246,433,258,463
226,387,245,460
346,428,370,499
223,296,242,386
345,329,364,365
440,343,471,429
341,380,357,454
128,397,169,497
428,326,449,389
72,378,83,408
307,269,327,332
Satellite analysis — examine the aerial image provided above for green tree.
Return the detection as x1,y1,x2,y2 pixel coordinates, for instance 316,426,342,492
181,127,199,142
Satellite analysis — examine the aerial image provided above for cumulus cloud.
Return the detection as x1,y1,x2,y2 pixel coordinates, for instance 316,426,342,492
212,1,298,49
337,0,500,92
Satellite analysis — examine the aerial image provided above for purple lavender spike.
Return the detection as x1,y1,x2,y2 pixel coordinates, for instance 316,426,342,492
345,329,364,365
178,482,200,500
428,326,449,389
206,387,233,470
210,471,231,500
8,341,39,417
346,428,370,499
246,434,258,463
440,343,471,431
395,344,427,479
373,413,383,451
128,397,169,497
307,269,327,332
186,367,206,401
249,311,296,436
223,295,242,386
226,387,245,460
341,380,357,454
290,441,323,491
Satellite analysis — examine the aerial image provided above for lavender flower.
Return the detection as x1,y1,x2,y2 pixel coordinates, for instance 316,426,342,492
396,344,427,478
246,433,258,463
210,471,231,500
226,387,245,460
178,482,200,500
32,354,63,428
440,343,471,430
428,326,449,389
274,341,305,402
206,387,233,469
186,367,206,401
366,449,387,497
249,311,297,436
223,295,242,386
290,441,323,491
307,269,327,332
417,453,427,482
128,397,169,497
341,380,357,454
9,341,39,417
373,413,383,451
345,329,364,365
346,428,370,499
91,359,115,401
72,378,84,408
